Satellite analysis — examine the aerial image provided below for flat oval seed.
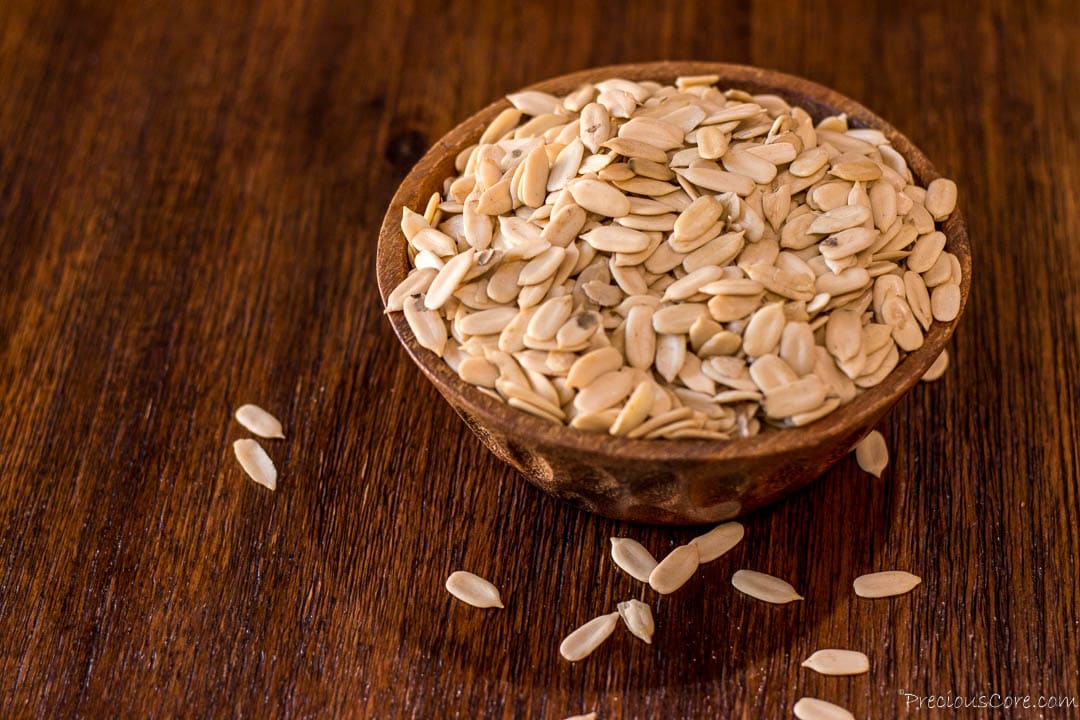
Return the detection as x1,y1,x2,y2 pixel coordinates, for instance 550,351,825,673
566,347,623,388
925,177,958,220
234,404,285,439
233,439,277,490
801,649,870,676
742,303,786,357
459,307,519,336
931,282,961,321
853,570,922,598
731,569,803,604
519,246,565,285
581,225,651,253
425,250,475,309
610,537,659,582
568,179,630,217
527,295,574,341
559,612,620,662
854,430,889,477
690,521,744,563
617,599,655,644
573,369,634,413
907,231,946,273
921,349,950,382
648,544,700,594
445,570,504,608
793,697,856,720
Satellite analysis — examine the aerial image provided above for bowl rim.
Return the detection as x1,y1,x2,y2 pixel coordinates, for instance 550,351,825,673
376,61,971,462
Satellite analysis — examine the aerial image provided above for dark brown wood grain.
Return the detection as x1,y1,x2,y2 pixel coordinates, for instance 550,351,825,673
0,1,1077,718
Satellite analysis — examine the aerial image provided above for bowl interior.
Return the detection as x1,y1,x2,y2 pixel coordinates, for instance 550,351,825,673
376,61,970,463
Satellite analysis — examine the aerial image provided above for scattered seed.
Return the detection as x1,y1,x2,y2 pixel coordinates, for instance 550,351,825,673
853,570,922,598
648,544,700,594
854,430,888,477
559,611,620,661
731,569,803,604
617,599,655,644
233,438,277,491
793,697,856,720
801,649,870,676
445,570,504,608
690,521,745,563
234,404,285,439
610,537,659,582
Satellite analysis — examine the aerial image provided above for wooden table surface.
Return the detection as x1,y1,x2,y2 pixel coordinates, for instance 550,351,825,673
2,1,1078,718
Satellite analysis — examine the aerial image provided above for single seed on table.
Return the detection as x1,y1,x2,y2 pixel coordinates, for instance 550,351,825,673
234,404,285,439
921,349,950,382
617,599,655,644
648,544,700,594
731,569,803,604
801,649,870,676
610,537,659,581
445,570,504,608
853,570,922,598
793,697,856,720
854,430,889,477
690,521,745,563
559,611,620,662
233,438,277,490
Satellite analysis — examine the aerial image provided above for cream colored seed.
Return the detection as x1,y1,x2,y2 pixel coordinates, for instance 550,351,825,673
731,569,803,604
853,570,922,598
801,649,870,676
649,544,700,594
690,521,744,563
445,571,504,608
921,349,950,382
617,599,655,644
610,537,659,581
233,439,277,490
559,611,620,662
793,697,856,720
234,404,285,439
854,430,888,477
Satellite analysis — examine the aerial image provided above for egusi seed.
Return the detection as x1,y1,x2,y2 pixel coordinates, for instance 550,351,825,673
388,77,962,439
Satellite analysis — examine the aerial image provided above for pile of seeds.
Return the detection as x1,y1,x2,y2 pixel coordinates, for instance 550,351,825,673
387,75,961,439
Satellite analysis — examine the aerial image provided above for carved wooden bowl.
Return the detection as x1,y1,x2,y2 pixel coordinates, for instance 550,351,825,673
376,61,971,525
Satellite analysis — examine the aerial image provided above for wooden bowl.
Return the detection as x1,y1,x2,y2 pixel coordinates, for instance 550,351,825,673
376,62,971,525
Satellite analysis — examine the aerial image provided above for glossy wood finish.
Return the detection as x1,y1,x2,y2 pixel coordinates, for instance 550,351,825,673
1,1,1077,718
377,61,971,524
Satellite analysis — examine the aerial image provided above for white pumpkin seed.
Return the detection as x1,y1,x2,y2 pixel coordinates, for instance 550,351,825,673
731,569,803,604
801,649,870,676
559,611,620,662
234,404,285,439
617,599,655,644
853,570,922,598
233,438,277,490
445,570,504,608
